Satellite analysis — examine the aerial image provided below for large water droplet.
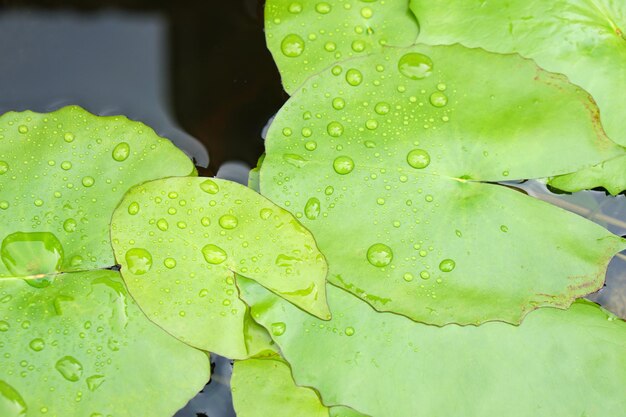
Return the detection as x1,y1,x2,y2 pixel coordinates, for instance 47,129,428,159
281,34,305,57
219,215,238,230
366,243,393,267
55,356,83,382
202,244,227,265
439,259,456,272
81,176,95,187
332,97,345,110
125,248,153,275
112,142,130,162
406,149,431,169
29,338,45,352
345,69,363,86
304,197,321,220
333,156,355,175
200,179,219,194
0,380,27,417
127,202,140,215
327,121,344,137
271,322,286,336
398,53,433,80
429,91,448,107
1,232,64,276
63,218,77,233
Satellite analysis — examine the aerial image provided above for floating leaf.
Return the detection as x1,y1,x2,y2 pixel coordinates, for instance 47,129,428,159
233,354,368,417
410,0,626,193
266,0,419,93
0,270,209,417
0,106,194,276
110,177,330,358
239,277,626,417
260,44,625,325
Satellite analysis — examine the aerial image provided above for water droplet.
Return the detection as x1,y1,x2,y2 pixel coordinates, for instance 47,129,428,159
29,338,45,352
425,195,434,202
429,91,448,107
283,153,308,167
1,232,64,276
301,127,313,137
112,142,130,162
403,272,414,282
63,218,77,233
282,127,293,136
331,65,342,76
345,69,363,86
305,141,317,151
177,221,187,229
406,149,431,169
398,52,433,80
202,244,227,265
374,102,390,115
61,161,72,171
127,202,140,215
332,97,345,110
351,40,366,52
125,248,153,275
157,218,169,231
365,119,378,130
86,375,105,392
281,34,305,57
0,161,8,175
271,322,286,336
288,2,302,14
304,197,321,220
420,271,430,280
366,243,393,267
0,380,27,417
64,132,75,143
327,121,344,137
55,356,83,382
164,258,177,269
18,125,28,134
500,225,509,233
333,156,355,175
81,176,95,187
344,326,355,336
200,179,219,194
0,321,8,332
324,41,337,52
260,208,273,220
201,217,211,227
34,199,44,207
315,2,331,14
219,215,238,230
324,186,334,195
439,259,456,272
502,170,510,177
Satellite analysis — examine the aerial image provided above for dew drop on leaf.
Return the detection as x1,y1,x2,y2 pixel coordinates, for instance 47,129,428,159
305,141,317,151
81,176,95,187
0,231,64,276
398,52,434,80
219,215,239,230
164,258,177,269
63,218,77,233
201,244,228,265
55,356,83,382
439,259,456,272
0,161,8,175
366,243,393,267
29,338,45,352
315,2,331,14
420,271,431,280
280,34,305,58
429,91,448,107
17,125,28,134
156,218,169,231
86,375,105,392
304,197,321,220
345,69,363,86
403,273,414,282
288,2,302,14
260,208,273,220
344,326,355,336
112,142,130,162
271,322,287,336
125,248,153,275
333,156,355,175
327,121,344,137
374,102,390,115
406,149,431,169
0,321,9,332
63,132,75,143
199,179,219,194
332,97,345,110
127,202,140,215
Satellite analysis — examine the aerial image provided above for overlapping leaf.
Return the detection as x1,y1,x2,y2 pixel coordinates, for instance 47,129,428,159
259,43,625,325
238,276,626,417
410,0,626,193
110,177,330,359
0,106,208,417
266,0,419,93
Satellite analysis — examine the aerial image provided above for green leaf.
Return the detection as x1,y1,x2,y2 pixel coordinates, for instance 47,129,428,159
410,0,626,193
110,177,330,358
0,270,210,417
266,0,419,94
233,354,369,417
0,106,195,276
239,277,626,417
260,44,625,325
549,155,626,195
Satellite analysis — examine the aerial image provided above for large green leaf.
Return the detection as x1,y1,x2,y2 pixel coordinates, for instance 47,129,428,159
232,355,369,417
0,106,208,416
238,277,626,417
0,106,194,276
110,177,330,358
266,0,419,94
410,0,626,193
260,43,625,325
0,270,210,417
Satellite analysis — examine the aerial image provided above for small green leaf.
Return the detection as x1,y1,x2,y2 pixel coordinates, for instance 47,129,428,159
260,44,625,325
0,270,209,417
0,106,194,276
239,277,626,417
411,0,626,192
110,177,330,358
266,0,419,93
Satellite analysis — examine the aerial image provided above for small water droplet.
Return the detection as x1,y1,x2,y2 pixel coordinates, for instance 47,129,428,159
332,97,345,110
439,259,456,272
315,2,331,14
64,132,75,143
351,40,366,52
55,356,83,382
345,69,363,86
324,186,334,195
324,41,337,52
344,326,355,336
0,161,8,175
201,217,211,227
200,179,219,194
304,197,321,220
86,375,105,392
29,338,45,352
331,65,342,76
157,218,169,231
125,248,153,275
288,2,302,13
407,149,431,169
367,243,393,267
305,141,317,151
0,321,8,332
81,176,95,187
403,272,414,282
282,127,293,136
125,202,139,215
281,34,305,57
398,52,433,80
420,271,430,280
283,153,308,168
202,244,227,265
18,125,28,134
219,215,238,230
429,91,448,107
61,161,72,171
333,156,355,175
374,102,390,115
0,380,27,417
271,322,286,336
112,142,130,162
163,258,177,269
327,121,344,137
260,208,273,220
63,218,77,233
500,225,509,233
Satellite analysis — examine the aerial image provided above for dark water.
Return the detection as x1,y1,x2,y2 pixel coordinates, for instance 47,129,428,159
0,2,624,416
